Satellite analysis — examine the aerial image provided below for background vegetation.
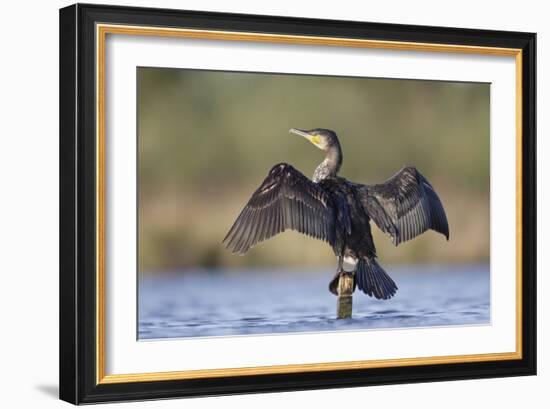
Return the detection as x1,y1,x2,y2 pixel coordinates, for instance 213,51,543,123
138,67,489,274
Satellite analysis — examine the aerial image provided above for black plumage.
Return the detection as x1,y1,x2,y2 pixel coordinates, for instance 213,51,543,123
223,163,336,254
223,128,449,300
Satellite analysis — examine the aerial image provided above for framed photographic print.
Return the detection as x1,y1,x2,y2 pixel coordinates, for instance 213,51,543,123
59,3,536,404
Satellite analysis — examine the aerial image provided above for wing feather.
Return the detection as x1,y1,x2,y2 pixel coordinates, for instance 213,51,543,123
223,163,335,254
356,166,449,245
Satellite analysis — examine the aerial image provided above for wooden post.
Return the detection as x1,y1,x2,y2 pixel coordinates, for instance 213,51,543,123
336,272,354,319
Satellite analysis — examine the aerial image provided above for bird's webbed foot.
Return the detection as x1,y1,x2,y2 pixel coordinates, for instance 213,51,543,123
329,257,343,295
329,272,339,296
329,270,356,296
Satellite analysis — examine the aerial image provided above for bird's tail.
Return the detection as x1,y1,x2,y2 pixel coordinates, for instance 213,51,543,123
356,258,398,300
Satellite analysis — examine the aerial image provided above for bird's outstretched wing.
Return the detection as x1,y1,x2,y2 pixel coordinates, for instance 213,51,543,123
355,166,449,246
223,163,335,255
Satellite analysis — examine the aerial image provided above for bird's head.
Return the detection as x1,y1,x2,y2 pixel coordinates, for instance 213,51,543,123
289,128,339,151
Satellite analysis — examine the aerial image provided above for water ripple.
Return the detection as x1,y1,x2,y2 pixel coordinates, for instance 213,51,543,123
139,265,490,339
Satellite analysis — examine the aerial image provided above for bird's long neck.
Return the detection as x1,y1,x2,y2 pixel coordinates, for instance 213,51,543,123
313,143,343,182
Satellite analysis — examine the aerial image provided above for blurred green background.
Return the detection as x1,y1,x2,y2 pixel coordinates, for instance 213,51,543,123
138,67,489,274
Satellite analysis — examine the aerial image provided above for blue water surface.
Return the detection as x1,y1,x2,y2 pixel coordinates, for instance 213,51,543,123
138,264,490,340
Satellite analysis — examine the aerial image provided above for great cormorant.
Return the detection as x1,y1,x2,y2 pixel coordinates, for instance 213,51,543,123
223,128,449,300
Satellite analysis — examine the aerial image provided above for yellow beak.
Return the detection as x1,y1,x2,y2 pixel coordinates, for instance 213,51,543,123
289,128,320,147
